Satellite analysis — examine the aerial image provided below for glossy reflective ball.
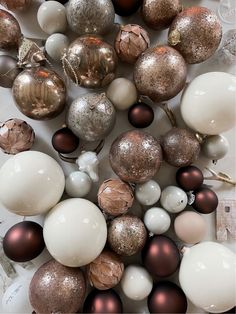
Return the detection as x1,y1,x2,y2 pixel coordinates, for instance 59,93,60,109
128,102,154,128
52,127,79,154
192,187,218,214
112,0,142,16
176,166,204,191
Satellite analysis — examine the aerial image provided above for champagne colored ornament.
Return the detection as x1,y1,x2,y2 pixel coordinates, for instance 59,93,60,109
135,180,161,206
52,127,79,154
202,135,229,162
12,67,66,120
176,166,204,192
45,33,69,63
109,130,162,184
160,186,188,214
63,35,117,88
0,0,31,10
0,55,21,88
128,102,154,129
134,46,187,102
65,171,92,198
112,0,142,16
115,24,150,64
144,207,171,235
168,7,222,64
192,187,218,214
0,9,21,50
29,259,86,314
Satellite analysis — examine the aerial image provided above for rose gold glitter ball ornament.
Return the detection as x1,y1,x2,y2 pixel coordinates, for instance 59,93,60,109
0,0,31,11
168,7,222,64
0,9,21,50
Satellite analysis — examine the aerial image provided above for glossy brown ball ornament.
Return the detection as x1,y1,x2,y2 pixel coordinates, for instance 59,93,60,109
148,281,188,313
109,130,162,184
0,9,21,50
112,0,142,16
142,235,180,278
134,46,187,102
52,127,79,154
192,187,218,214
29,259,86,314
176,166,204,191
0,0,31,10
128,102,154,128
168,7,222,64
3,221,44,262
0,55,21,88
12,67,66,120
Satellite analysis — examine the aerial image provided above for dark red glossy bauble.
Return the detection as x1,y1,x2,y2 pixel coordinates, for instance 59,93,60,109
46,0,68,3
112,0,142,16
52,127,79,154
192,187,218,214
128,102,154,128
176,166,204,191
3,221,45,262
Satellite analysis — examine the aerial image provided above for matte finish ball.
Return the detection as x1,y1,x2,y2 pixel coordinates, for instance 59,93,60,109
0,0,32,11
202,135,229,161
176,166,204,191
0,9,21,50
52,127,79,154
0,55,21,88
160,186,188,214
45,33,69,63
192,188,218,214
128,102,154,128
112,0,142,16
3,221,44,262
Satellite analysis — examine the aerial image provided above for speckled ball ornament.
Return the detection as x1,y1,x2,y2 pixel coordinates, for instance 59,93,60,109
0,0,31,10
134,45,187,102
67,93,116,142
168,6,222,64
161,128,201,167
109,130,163,184
108,215,147,256
0,9,21,50
0,55,21,88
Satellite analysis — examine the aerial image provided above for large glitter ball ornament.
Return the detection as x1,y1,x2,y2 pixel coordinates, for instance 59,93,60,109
29,259,86,314
0,0,31,10
0,151,65,216
66,0,115,36
67,93,116,142
0,55,21,88
12,67,66,120
0,9,21,50
168,7,222,64
134,46,187,102
109,130,162,184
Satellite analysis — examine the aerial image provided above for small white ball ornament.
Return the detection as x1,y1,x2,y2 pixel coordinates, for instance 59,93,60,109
202,135,229,161
160,186,188,213
135,180,161,206
45,33,69,62
65,171,92,198
144,207,171,235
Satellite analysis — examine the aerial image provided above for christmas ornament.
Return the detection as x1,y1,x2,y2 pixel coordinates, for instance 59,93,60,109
216,199,236,241
65,171,92,198
45,33,69,63
179,242,236,313
108,214,147,256
121,265,153,301
144,207,171,235
142,235,180,278
160,186,188,214
76,150,100,182
66,0,115,36
87,249,124,290
215,29,236,66
0,0,31,10
0,151,65,216
3,221,45,262
128,102,154,128
135,180,161,206
12,67,66,120
181,72,236,135
202,135,229,162
0,9,21,50
142,0,182,30
148,281,188,314
176,166,204,192
17,37,46,68
192,187,218,214
112,0,142,16
115,24,150,64
0,118,35,154
0,55,21,88
43,198,107,267
29,259,86,313
109,130,162,184
106,78,138,110
174,211,207,244
67,93,116,142
52,127,79,154
168,7,222,64
161,128,201,167
98,178,134,216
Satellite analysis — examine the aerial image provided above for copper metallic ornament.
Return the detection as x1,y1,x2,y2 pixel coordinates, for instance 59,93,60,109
0,9,21,50
192,187,218,214
52,127,79,154
134,46,187,102
12,67,66,120
128,102,154,128
109,130,162,184
29,259,86,314
0,55,21,88
0,0,31,10
63,35,117,89
168,6,222,64
112,0,142,16
115,24,150,64
176,166,204,191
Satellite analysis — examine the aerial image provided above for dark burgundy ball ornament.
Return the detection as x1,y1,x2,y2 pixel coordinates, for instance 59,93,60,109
176,166,204,191
128,102,154,128
112,0,142,16
192,187,218,214
52,127,79,154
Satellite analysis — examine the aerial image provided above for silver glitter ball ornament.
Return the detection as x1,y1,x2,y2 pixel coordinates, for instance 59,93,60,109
67,93,116,142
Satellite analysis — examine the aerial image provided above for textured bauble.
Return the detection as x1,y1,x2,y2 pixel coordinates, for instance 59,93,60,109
161,128,201,167
128,102,154,128
160,186,187,214
121,265,153,301
67,93,116,142
3,221,44,262
142,235,180,278
135,180,161,206
144,207,171,235
0,9,21,50
202,135,229,161
180,242,236,313
87,249,124,290
148,281,188,314
43,198,107,267
176,166,204,191
115,24,150,64
98,179,134,216
108,214,147,256
52,127,79,154
0,119,35,155
0,151,65,216
106,78,138,110
134,46,187,102
0,0,31,10
109,130,162,184
45,33,69,62
65,171,92,198
168,7,222,64
12,67,66,120
142,0,181,30
0,55,21,88
112,0,142,16
192,188,218,214
29,259,86,314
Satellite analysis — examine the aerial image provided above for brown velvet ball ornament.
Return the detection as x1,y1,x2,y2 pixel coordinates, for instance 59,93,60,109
0,55,21,88
176,166,204,191
52,127,79,154
0,9,21,50
128,102,154,128
192,187,218,214
112,0,142,16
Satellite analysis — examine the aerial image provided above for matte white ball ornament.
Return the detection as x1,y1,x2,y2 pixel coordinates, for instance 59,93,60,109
202,135,229,161
65,171,92,198
144,207,171,235
45,33,69,62
160,186,188,213
135,180,161,206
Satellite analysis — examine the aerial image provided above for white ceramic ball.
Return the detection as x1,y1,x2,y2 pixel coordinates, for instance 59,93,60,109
181,72,236,135
144,207,171,235
135,180,161,206
106,78,138,110
37,1,67,35
45,33,69,62
0,151,65,216
180,242,236,313
43,198,107,267
160,186,188,213
121,265,153,301
202,135,229,161
65,171,92,198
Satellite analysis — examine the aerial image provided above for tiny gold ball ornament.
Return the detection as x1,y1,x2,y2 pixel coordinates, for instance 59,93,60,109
0,9,21,50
